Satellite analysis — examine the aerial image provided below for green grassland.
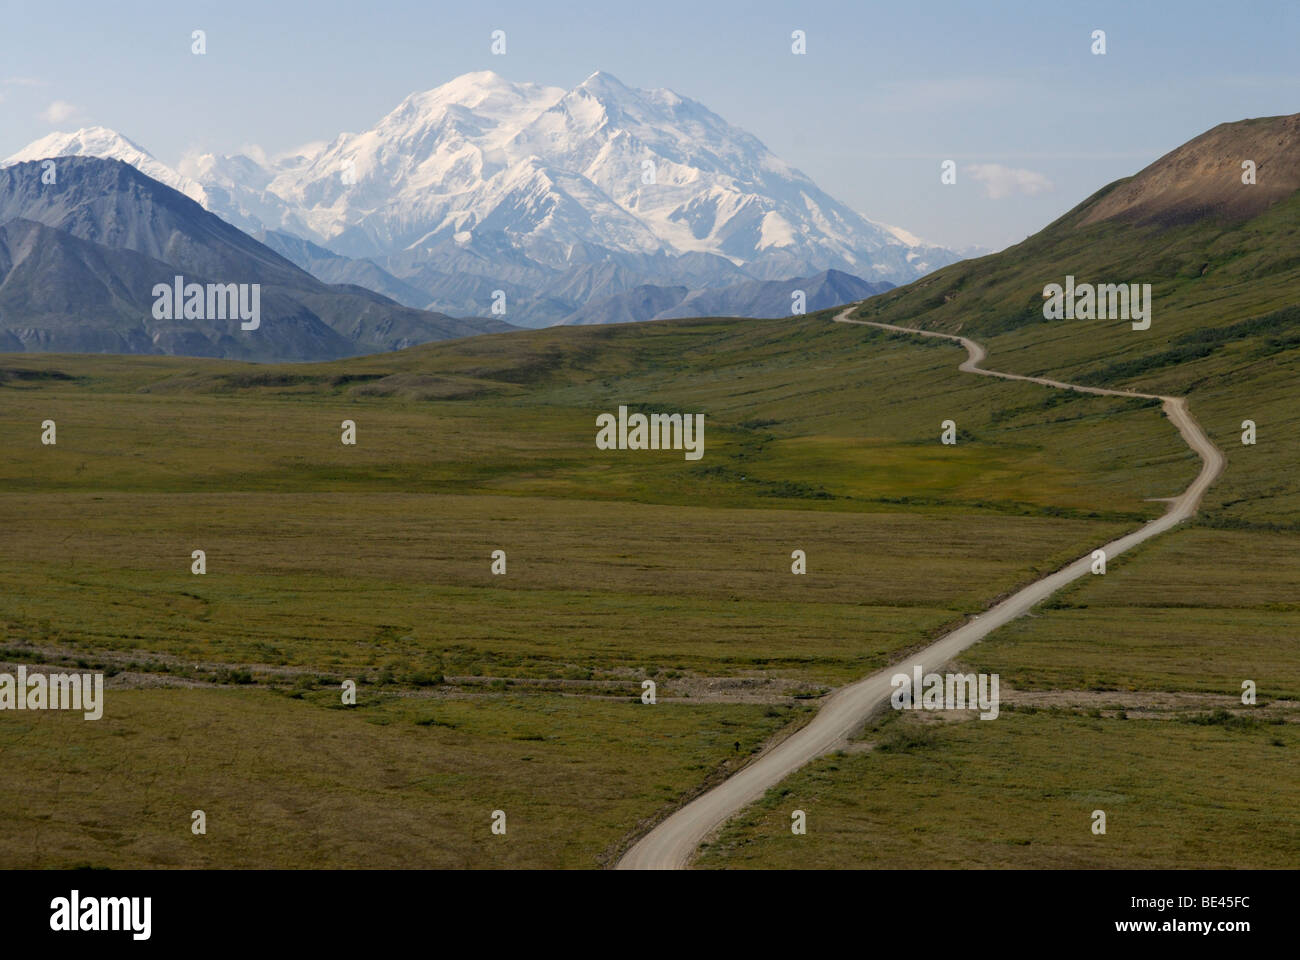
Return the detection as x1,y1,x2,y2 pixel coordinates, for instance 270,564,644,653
697,707,1299,870
964,526,1300,699
0,492,1127,688
0,686,808,869
0,302,1199,868
699,162,1299,869
853,189,1300,527
0,312,1193,515
0,311,1194,694
2,176,1295,869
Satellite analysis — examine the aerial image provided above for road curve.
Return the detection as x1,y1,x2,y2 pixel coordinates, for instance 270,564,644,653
616,305,1224,870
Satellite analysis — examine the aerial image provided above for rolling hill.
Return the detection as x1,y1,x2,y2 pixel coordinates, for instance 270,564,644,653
852,112,1300,527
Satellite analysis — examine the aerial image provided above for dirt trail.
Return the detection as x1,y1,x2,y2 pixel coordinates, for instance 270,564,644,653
616,306,1225,870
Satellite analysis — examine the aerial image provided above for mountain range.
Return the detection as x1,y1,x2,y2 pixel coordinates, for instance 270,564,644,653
4,70,957,330
0,158,510,359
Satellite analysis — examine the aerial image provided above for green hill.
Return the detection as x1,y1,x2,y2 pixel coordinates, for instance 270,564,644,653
702,114,1300,869
854,112,1300,529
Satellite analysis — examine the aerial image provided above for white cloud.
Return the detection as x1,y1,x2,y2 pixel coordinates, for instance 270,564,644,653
965,163,1052,199
276,140,327,163
239,143,269,166
41,100,80,124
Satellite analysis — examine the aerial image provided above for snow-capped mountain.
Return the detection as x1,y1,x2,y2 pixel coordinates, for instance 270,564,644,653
177,150,304,236
249,70,952,278
0,156,510,359
4,127,209,205
5,71,959,325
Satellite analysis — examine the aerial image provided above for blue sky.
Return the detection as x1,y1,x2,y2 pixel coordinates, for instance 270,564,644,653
2,0,1296,251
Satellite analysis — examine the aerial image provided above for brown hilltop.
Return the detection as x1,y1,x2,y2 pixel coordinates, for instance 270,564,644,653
1079,112,1300,228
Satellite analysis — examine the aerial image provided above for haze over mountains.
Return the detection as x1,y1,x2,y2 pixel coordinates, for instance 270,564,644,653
559,268,892,325
5,70,956,330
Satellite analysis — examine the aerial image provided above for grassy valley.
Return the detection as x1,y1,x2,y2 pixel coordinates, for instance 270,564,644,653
0,303,1184,868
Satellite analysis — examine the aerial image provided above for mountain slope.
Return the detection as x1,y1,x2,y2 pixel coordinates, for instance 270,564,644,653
855,113,1300,349
661,270,894,321
560,269,893,325
559,283,690,326
262,70,956,282
1079,113,1300,227
253,228,435,309
4,127,208,205
852,111,1300,528
0,158,512,358
0,218,356,358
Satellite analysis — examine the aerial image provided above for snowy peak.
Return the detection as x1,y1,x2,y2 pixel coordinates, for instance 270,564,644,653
213,68,950,274
577,69,632,95
3,126,207,204
398,70,564,121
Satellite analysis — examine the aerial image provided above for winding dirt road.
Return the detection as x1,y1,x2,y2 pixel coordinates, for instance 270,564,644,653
616,306,1224,870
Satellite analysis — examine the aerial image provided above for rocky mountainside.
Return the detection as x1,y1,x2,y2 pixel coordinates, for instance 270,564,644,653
0,158,512,359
